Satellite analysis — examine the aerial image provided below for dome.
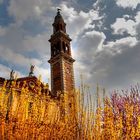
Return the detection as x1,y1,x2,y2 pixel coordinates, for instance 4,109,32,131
52,9,66,33
53,9,65,24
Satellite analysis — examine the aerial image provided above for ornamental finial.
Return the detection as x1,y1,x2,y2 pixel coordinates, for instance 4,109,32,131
57,8,61,14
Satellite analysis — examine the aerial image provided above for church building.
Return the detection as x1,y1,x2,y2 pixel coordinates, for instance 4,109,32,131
0,10,75,96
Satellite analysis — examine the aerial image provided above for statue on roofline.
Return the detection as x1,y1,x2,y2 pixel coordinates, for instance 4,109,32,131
10,69,15,80
29,65,35,77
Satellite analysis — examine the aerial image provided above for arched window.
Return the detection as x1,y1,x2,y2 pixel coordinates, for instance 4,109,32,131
52,45,58,56
57,42,61,53
51,46,54,56
63,42,66,53
66,45,68,51
56,25,59,32
66,44,69,54
53,46,56,56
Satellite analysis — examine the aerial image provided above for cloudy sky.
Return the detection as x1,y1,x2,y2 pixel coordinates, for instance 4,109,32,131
0,0,140,91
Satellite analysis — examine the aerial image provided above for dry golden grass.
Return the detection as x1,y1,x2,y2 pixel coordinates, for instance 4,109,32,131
0,80,140,140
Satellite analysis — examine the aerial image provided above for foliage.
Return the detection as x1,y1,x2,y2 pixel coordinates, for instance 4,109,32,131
0,80,140,140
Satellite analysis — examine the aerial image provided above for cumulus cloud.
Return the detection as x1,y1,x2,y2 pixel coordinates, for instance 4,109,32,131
0,63,24,79
111,10,140,37
0,23,51,58
135,11,140,22
0,0,52,82
74,30,106,87
103,37,138,55
111,18,136,35
116,0,140,9
134,12,140,39
60,4,102,40
0,26,7,36
75,30,106,59
23,33,50,56
0,24,27,52
0,24,50,82
0,43,50,82
96,37,140,89
35,66,50,83
75,29,140,90
8,0,53,25
0,45,41,67
0,64,10,78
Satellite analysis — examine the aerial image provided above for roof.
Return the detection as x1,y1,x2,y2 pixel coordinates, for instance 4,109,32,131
0,76,51,96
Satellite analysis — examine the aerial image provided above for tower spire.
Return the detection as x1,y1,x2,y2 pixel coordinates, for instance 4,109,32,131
53,9,66,33
48,10,75,96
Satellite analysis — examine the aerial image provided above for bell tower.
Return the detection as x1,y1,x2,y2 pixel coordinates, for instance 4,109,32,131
48,9,75,96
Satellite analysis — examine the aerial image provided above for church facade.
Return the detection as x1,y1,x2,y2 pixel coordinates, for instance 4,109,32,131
0,10,75,96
